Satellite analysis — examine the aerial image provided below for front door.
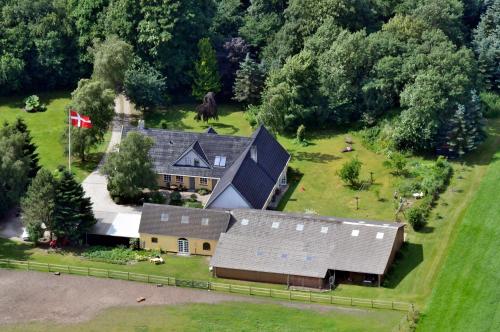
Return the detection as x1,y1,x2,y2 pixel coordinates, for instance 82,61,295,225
189,177,195,190
178,238,189,255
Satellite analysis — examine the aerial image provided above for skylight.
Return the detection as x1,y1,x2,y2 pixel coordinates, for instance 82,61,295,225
321,226,329,234
256,250,264,256
271,221,280,229
281,253,288,259
351,229,359,237
181,216,189,224
241,219,249,225
376,232,384,239
296,224,304,231
201,218,209,226
160,213,169,222
214,156,227,167
305,255,314,262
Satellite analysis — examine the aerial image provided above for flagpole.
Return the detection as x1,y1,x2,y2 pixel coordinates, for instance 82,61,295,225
68,109,71,172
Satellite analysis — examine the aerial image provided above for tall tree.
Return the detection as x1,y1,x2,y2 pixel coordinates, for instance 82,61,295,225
233,53,265,104
192,38,221,100
10,118,40,179
103,132,157,202
90,35,134,90
66,79,115,161
124,60,167,111
0,125,30,217
473,0,500,92
21,169,56,242
52,171,95,244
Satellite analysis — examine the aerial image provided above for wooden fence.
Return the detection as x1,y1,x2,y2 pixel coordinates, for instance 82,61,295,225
0,259,411,311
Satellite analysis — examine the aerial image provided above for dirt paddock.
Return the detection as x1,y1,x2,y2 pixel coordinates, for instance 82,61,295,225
0,270,361,325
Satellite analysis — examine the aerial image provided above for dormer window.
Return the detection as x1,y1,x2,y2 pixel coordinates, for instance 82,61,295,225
250,145,257,162
194,159,200,167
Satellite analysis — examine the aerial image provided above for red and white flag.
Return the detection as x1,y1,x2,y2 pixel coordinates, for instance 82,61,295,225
70,110,92,128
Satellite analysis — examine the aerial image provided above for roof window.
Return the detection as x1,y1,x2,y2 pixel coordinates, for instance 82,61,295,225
241,219,249,226
201,218,209,226
271,221,280,229
305,255,314,262
296,224,304,231
281,253,288,259
160,213,169,222
214,156,227,167
376,232,384,239
351,229,359,237
321,226,329,234
181,216,189,224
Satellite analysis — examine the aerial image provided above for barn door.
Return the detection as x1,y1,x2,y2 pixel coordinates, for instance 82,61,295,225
189,177,195,190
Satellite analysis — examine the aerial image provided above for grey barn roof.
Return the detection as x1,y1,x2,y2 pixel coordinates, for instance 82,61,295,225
139,204,231,240
124,124,290,209
211,210,404,278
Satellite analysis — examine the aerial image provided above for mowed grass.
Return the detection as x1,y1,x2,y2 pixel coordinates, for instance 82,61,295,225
417,142,500,331
0,92,109,181
3,302,405,332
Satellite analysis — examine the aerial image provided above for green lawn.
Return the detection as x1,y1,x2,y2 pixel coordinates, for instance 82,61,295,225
0,92,109,181
3,302,405,332
417,138,500,331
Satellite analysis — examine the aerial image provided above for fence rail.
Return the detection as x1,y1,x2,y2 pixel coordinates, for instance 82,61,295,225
0,259,411,311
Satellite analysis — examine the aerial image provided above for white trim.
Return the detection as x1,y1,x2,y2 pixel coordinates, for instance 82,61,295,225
262,156,291,209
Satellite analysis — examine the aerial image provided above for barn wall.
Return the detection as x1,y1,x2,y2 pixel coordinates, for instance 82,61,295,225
383,226,405,276
140,233,218,256
214,267,326,289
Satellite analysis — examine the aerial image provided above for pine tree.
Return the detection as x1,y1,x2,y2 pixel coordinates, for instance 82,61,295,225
192,38,221,101
20,169,56,242
446,91,485,157
52,171,95,244
233,53,265,104
12,118,40,179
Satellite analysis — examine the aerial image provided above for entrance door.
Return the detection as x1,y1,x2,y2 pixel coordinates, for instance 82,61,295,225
178,238,189,255
189,177,195,190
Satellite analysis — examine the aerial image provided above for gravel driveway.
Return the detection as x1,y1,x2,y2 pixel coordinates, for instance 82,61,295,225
0,270,359,325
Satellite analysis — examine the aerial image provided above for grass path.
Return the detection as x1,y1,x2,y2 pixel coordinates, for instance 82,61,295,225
417,129,500,331
0,92,110,181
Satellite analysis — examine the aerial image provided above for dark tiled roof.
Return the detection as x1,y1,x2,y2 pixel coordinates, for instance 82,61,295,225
123,126,251,178
172,140,210,166
206,126,290,209
139,204,231,240
211,210,405,277
206,127,218,134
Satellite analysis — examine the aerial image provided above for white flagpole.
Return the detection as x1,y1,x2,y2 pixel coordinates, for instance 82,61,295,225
68,109,71,172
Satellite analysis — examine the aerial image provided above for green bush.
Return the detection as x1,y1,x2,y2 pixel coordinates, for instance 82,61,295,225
160,119,168,129
245,104,260,128
144,191,166,204
169,191,182,205
196,188,210,195
24,95,46,112
82,246,149,264
481,92,500,118
337,157,362,187
407,206,427,230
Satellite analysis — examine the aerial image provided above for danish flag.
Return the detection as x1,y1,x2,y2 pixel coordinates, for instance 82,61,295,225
70,110,92,128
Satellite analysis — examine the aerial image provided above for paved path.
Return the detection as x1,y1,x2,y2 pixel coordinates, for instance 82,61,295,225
0,270,356,325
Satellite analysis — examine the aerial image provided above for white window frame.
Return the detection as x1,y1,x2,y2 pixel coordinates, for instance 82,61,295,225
176,176,183,183
163,174,172,183
199,177,208,186
178,238,189,254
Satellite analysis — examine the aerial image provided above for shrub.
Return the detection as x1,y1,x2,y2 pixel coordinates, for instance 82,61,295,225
189,194,198,202
160,120,168,129
337,157,362,187
481,92,500,118
383,151,408,176
196,188,210,195
169,191,182,205
245,104,259,128
24,95,46,112
407,206,427,230
145,191,166,204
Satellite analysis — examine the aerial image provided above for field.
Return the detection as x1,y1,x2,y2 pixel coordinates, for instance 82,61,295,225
418,143,500,331
0,92,109,181
0,269,405,331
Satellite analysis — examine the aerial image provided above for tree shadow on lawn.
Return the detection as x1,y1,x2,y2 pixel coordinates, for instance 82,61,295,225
291,151,341,164
275,172,304,211
383,242,424,289
208,122,239,135
0,238,34,261
72,152,105,174
145,108,194,130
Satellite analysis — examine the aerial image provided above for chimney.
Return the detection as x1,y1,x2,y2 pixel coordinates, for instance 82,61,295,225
250,145,257,163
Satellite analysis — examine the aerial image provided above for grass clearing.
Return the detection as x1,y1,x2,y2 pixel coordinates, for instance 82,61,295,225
3,302,405,332
417,135,500,331
0,92,110,181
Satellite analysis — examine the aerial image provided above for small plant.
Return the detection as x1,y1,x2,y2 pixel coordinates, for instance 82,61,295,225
24,95,47,113
295,124,308,146
383,151,408,176
337,157,362,187
160,119,168,129
196,188,210,195
189,193,198,202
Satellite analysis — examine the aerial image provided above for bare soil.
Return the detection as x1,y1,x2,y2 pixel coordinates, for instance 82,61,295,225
0,270,361,325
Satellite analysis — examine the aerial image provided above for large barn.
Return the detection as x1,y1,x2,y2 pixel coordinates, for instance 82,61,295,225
211,209,405,288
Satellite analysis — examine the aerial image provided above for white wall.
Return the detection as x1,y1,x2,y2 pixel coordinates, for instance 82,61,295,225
175,150,209,168
208,185,251,209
